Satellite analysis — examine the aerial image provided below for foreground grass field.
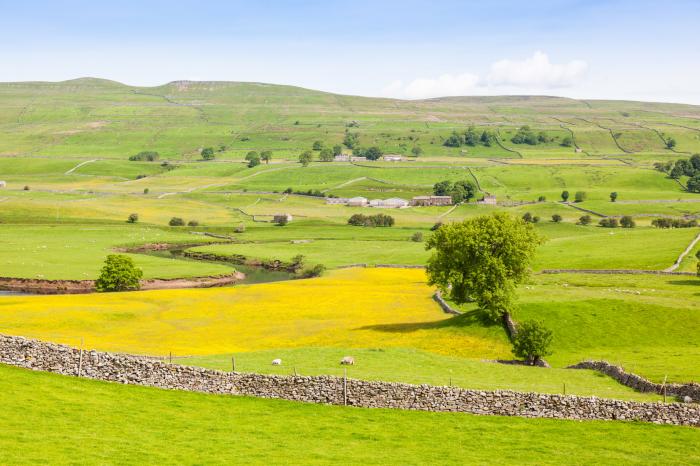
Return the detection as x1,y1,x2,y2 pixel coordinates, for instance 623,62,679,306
1,365,698,465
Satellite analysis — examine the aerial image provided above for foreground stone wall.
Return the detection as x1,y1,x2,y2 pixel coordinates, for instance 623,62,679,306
569,361,700,402
0,335,698,427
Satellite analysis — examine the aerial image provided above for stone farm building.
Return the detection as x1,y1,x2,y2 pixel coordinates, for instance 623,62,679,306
334,154,350,162
0,181,6,188
273,213,293,223
325,197,349,205
382,155,403,162
477,195,497,205
347,196,369,207
350,156,367,162
370,198,409,208
410,195,453,207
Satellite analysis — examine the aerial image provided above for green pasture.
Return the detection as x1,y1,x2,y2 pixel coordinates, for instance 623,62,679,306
2,79,700,160
0,225,229,280
514,273,700,382
183,347,661,402
2,365,697,465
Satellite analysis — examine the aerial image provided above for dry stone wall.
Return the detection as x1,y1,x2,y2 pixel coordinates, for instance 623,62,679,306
0,334,698,427
569,361,700,402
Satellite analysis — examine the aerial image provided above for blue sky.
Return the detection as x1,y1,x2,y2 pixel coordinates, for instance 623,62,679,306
1,0,699,103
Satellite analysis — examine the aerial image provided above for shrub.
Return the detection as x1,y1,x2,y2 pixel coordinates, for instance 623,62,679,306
187,220,199,227
312,141,324,151
537,195,546,202
574,191,587,202
201,147,215,160
143,188,149,194
300,264,325,278
551,214,562,223
23,185,30,191
610,192,618,202
95,255,143,292
127,213,139,224
430,222,443,231
319,148,334,162
411,232,424,242
561,190,569,202
599,217,619,228
522,212,533,223
532,216,540,223
169,217,185,226
619,216,635,228
578,215,592,225
512,320,553,365
129,151,159,162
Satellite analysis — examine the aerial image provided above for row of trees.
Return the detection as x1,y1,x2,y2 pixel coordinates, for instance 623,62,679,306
510,126,552,145
347,213,395,227
651,218,698,228
443,127,495,148
433,180,476,203
654,154,700,192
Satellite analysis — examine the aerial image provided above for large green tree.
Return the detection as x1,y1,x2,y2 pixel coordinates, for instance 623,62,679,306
95,254,143,292
425,213,543,322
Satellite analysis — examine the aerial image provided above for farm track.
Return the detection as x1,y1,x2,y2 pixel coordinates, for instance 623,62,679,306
64,159,98,175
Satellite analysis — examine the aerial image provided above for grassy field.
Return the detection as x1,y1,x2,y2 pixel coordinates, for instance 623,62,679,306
1,80,700,459
182,348,661,401
2,267,698,385
0,224,230,279
3,79,700,159
2,365,698,465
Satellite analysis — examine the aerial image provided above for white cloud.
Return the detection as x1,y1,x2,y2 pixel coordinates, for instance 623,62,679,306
382,51,588,99
487,51,587,88
383,72,479,99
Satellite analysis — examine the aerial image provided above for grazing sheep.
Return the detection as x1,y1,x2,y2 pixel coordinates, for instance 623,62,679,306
271,358,282,366
340,356,355,365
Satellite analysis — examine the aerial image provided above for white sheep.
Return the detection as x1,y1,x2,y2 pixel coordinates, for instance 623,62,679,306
340,356,355,365
271,358,282,366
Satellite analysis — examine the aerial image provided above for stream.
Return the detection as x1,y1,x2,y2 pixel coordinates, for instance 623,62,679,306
137,247,296,285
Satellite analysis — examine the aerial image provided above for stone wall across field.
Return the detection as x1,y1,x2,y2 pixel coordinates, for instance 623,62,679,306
569,361,700,402
0,334,698,427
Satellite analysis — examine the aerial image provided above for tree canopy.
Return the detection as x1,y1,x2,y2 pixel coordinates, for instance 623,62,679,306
425,213,544,321
299,151,313,166
95,254,143,292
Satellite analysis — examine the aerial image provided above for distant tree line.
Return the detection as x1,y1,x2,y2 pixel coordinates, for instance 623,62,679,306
348,213,395,227
510,126,552,145
443,126,495,148
654,154,700,192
